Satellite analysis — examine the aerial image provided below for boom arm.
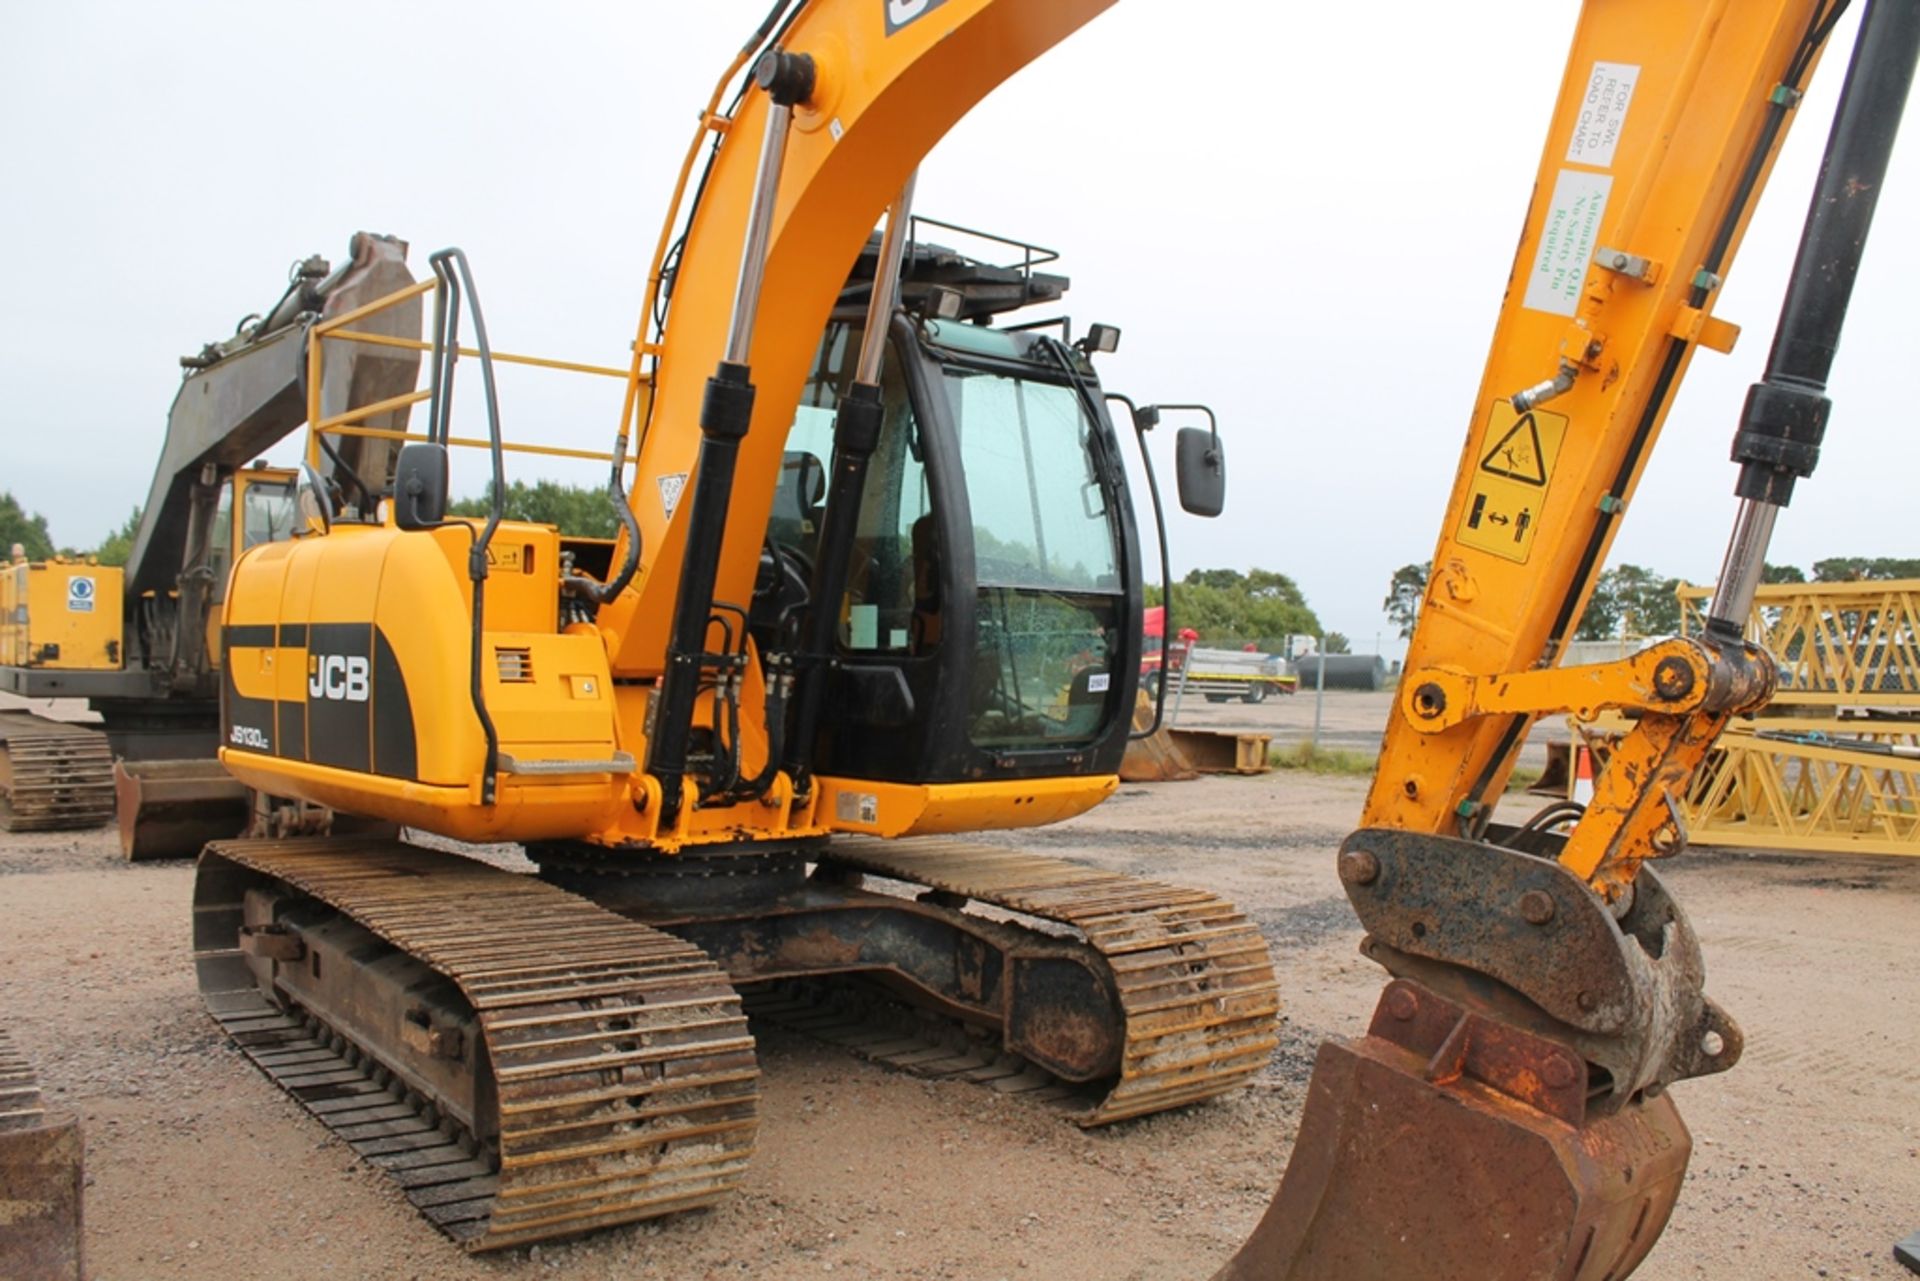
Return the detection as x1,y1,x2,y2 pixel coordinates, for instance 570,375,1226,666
1368,0,1836,839
1219,2,1917,1278
120,232,417,693
126,233,417,598
597,0,1116,679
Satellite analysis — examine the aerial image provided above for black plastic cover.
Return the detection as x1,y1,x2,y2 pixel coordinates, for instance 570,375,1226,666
392,442,449,530
1175,426,1225,517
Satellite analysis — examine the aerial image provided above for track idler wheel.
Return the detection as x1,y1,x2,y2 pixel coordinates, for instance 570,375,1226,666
1212,980,1689,1281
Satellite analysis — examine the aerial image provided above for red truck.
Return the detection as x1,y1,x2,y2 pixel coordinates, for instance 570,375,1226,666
1141,606,1294,703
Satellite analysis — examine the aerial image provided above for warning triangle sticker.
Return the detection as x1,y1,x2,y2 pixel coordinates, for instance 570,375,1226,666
1480,410,1550,486
657,472,688,520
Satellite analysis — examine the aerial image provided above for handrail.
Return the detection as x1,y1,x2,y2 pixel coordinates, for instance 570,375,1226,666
323,423,626,465
324,328,630,380
310,278,437,337
304,276,639,469
312,387,432,434
906,214,1060,279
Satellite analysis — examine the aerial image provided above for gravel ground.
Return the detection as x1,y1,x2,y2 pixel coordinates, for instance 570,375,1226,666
3,694,1916,1280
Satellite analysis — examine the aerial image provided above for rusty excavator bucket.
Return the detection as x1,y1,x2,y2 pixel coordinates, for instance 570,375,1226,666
1212,982,1690,1280
113,759,249,861
1211,828,1737,1280
1118,692,1198,782
0,1029,83,1281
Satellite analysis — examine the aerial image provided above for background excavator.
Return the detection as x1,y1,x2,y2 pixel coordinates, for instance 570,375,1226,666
0,234,419,856
158,0,1912,1277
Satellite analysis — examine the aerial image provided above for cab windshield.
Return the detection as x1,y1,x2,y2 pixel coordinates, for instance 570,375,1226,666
210,475,301,601
770,322,1128,758
945,368,1119,592
943,364,1122,750
241,478,299,550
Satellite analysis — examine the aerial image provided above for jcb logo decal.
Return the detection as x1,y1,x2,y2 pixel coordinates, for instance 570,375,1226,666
883,0,947,34
309,654,371,702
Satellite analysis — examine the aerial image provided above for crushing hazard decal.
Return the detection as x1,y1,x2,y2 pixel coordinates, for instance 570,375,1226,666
657,472,688,520
1456,399,1569,564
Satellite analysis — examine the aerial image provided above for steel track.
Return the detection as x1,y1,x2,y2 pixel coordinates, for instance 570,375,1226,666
821,837,1281,1124
0,1026,50,1132
0,713,113,832
193,837,760,1251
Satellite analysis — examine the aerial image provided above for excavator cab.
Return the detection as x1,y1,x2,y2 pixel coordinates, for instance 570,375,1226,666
204,465,302,613
762,308,1146,787
213,467,302,578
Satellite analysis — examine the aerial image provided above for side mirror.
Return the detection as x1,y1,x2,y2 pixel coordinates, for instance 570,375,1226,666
393,442,449,530
1175,426,1226,517
297,462,334,536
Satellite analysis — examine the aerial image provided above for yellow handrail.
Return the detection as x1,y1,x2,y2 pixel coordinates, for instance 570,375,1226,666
324,328,630,380
322,423,622,465
310,278,436,337
313,388,432,434
305,276,642,470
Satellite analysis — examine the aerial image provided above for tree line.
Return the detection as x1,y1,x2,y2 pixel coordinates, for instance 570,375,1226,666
1147,567,1347,653
0,479,620,570
448,479,622,538
1383,556,1920,640
1,492,139,566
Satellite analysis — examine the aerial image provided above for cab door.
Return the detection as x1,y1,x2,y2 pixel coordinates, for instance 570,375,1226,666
205,468,301,667
768,317,1142,786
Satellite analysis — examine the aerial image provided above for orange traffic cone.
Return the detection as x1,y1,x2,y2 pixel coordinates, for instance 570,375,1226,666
1572,745,1596,806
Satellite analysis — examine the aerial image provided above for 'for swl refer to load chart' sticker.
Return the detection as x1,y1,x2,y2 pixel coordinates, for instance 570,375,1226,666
1566,61,1640,169
1456,399,1569,564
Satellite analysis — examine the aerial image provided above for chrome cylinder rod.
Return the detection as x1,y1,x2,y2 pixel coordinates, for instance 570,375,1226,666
855,172,920,383
723,99,796,367
1704,497,1778,637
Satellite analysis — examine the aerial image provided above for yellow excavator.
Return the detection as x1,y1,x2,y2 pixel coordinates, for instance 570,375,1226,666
179,0,1914,1275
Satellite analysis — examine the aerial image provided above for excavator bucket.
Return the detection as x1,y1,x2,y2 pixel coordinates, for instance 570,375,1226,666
113,759,249,861
0,1029,83,1281
1212,981,1689,1281
1118,693,1198,781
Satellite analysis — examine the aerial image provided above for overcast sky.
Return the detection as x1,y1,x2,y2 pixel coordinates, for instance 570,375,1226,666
3,2,1914,655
